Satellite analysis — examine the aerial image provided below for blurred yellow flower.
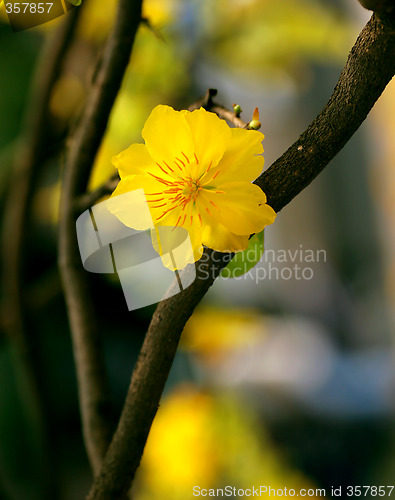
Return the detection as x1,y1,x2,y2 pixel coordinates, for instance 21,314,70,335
108,105,276,263
138,389,218,499
136,388,326,500
182,306,264,360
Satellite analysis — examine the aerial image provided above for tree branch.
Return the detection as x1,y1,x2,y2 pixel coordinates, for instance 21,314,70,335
2,6,79,359
255,12,395,212
86,250,227,500
86,11,395,499
1,10,81,499
211,105,249,129
357,0,395,14
58,0,143,476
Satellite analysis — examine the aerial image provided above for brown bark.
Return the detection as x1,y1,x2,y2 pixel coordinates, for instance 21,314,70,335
58,0,143,476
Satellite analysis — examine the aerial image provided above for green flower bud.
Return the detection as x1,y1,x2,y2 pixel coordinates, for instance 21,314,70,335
233,104,242,117
249,120,261,130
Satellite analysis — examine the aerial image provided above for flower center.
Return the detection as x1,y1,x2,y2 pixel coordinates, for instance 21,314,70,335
182,177,201,202
146,152,222,227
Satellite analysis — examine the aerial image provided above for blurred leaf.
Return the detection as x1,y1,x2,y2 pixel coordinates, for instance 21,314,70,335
221,230,264,278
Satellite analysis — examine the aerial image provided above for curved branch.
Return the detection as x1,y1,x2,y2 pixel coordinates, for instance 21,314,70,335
58,0,143,475
255,12,395,212
2,7,80,363
357,0,395,14
1,10,81,499
87,11,395,499
86,250,227,500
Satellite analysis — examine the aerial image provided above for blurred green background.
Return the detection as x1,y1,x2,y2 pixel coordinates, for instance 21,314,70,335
1,0,395,499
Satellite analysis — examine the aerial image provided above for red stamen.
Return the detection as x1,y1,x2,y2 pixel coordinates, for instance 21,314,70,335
164,188,180,194
157,206,177,220
174,159,183,171
148,172,172,185
181,151,190,163
168,194,182,201
175,157,185,168
163,161,174,173
174,214,182,227
157,163,170,176
210,200,220,211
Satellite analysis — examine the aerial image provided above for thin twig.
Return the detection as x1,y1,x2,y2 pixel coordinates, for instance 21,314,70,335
187,87,217,111
87,11,395,499
1,10,81,499
211,105,249,128
58,0,143,476
73,173,119,214
189,88,250,127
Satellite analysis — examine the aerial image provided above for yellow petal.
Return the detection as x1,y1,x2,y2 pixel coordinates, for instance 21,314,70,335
177,200,204,261
201,181,276,236
185,218,204,263
106,181,154,231
205,128,264,185
201,216,249,253
112,143,157,179
142,105,195,168
182,107,231,171
164,199,205,264
107,175,180,229
150,226,198,271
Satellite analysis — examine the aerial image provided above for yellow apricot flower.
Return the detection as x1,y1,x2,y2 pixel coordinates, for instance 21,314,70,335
107,105,276,264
